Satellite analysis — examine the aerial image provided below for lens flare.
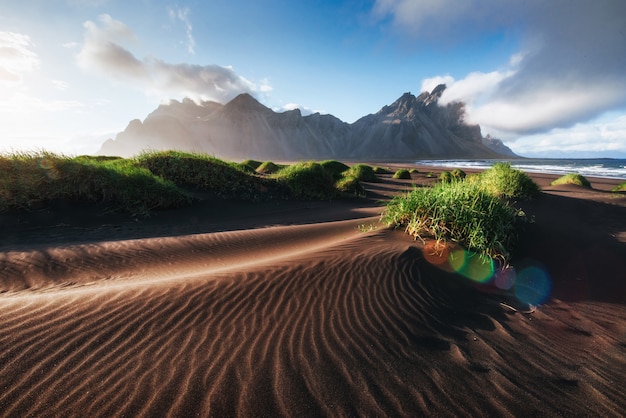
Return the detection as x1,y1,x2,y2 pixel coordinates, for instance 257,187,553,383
515,266,551,305
423,240,452,266
448,248,494,283
494,266,516,290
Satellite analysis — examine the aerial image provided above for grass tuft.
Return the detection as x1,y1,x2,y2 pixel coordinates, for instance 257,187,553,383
241,159,262,170
344,164,378,182
550,173,591,188
320,160,350,180
373,166,392,174
273,161,337,200
612,182,626,192
382,163,538,263
469,162,540,199
393,169,412,179
382,181,524,261
256,161,283,174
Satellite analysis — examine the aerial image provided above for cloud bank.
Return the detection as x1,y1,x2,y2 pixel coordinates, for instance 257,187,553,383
77,14,270,104
376,0,626,137
0,31,39,84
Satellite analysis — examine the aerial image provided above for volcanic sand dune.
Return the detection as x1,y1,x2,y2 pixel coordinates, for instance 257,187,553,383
1,169,625,417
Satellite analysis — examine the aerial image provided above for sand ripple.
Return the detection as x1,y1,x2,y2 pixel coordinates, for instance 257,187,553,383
1,221,625,416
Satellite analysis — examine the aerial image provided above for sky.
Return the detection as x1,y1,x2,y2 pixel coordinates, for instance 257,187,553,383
1,0,625,157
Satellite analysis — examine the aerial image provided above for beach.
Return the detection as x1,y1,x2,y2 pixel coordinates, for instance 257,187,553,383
1,165,625,417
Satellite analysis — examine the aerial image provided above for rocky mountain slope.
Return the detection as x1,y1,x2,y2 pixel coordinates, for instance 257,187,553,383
98,85,517,160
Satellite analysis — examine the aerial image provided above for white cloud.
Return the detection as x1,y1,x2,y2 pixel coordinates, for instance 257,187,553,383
0,31,40,85
76,14,269,103
510,113,626,157
420,75,454,95
274,103,316,116
169,7,196,55
377,0,626,137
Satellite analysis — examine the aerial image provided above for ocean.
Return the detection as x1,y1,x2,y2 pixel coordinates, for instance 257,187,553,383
415,158,626,180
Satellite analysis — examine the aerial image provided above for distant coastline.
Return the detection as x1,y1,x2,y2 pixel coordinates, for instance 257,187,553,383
415,158,626,180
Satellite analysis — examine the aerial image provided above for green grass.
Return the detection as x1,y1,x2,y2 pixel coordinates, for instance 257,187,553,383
612,182,626,192
319,160,350,180
550,173,591,188
393,169,412,179
256,161,283,174
373,166,392,174
468,162,540,199
135,150,278,200
382,163,538,262
0,151,373,214
240,159,262,170
0,152,190,214
344,164,378,182
272,161,337,199
382,181,524,261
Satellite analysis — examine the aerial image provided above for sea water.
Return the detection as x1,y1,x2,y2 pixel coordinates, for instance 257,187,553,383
415,158,626,180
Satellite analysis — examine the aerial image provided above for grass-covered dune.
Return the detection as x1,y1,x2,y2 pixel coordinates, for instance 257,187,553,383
550,173,592,188
0,151,376,215
382,163,540,263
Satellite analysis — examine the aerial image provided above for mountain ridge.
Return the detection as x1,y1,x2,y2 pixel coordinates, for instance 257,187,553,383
98,85,517,160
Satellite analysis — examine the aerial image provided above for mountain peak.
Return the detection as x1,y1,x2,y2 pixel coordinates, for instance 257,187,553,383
224,93,269,113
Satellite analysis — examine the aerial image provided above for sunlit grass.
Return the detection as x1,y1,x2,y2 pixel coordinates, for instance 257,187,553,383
0,151,375,214
343,163,378,182
550,173,591,188
467,162,540,199
135,150,279,200
612,182,626,192
382,163,539,262
393,169,411,179
0,152,190,215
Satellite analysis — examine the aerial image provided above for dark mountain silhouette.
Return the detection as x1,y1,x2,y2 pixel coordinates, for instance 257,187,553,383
98,85,517,159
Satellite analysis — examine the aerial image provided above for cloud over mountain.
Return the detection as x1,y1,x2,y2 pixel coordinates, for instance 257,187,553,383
375,0,626,136
76,14,270,103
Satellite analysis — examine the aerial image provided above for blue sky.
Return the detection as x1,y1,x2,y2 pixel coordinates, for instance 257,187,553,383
1,0,625,157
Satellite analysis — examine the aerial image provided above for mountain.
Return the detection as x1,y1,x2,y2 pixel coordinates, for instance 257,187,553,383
97,86,517,160
481,134,517,157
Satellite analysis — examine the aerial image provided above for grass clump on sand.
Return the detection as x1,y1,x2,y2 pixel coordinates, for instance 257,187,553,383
468,162,540,199
383,163,538,262
373,166,392,174
240,159,262,170
272,161,338,200
136,151,278,200
393,169,412,179
440,169,466,183
382,181,523,261
612,182,626,192
550,173,591,188
255,161,283,174
319,160,350,180
0,152,190,214
344,164,378,182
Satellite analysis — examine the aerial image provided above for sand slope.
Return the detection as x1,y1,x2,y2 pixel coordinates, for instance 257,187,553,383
1,170,625,417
